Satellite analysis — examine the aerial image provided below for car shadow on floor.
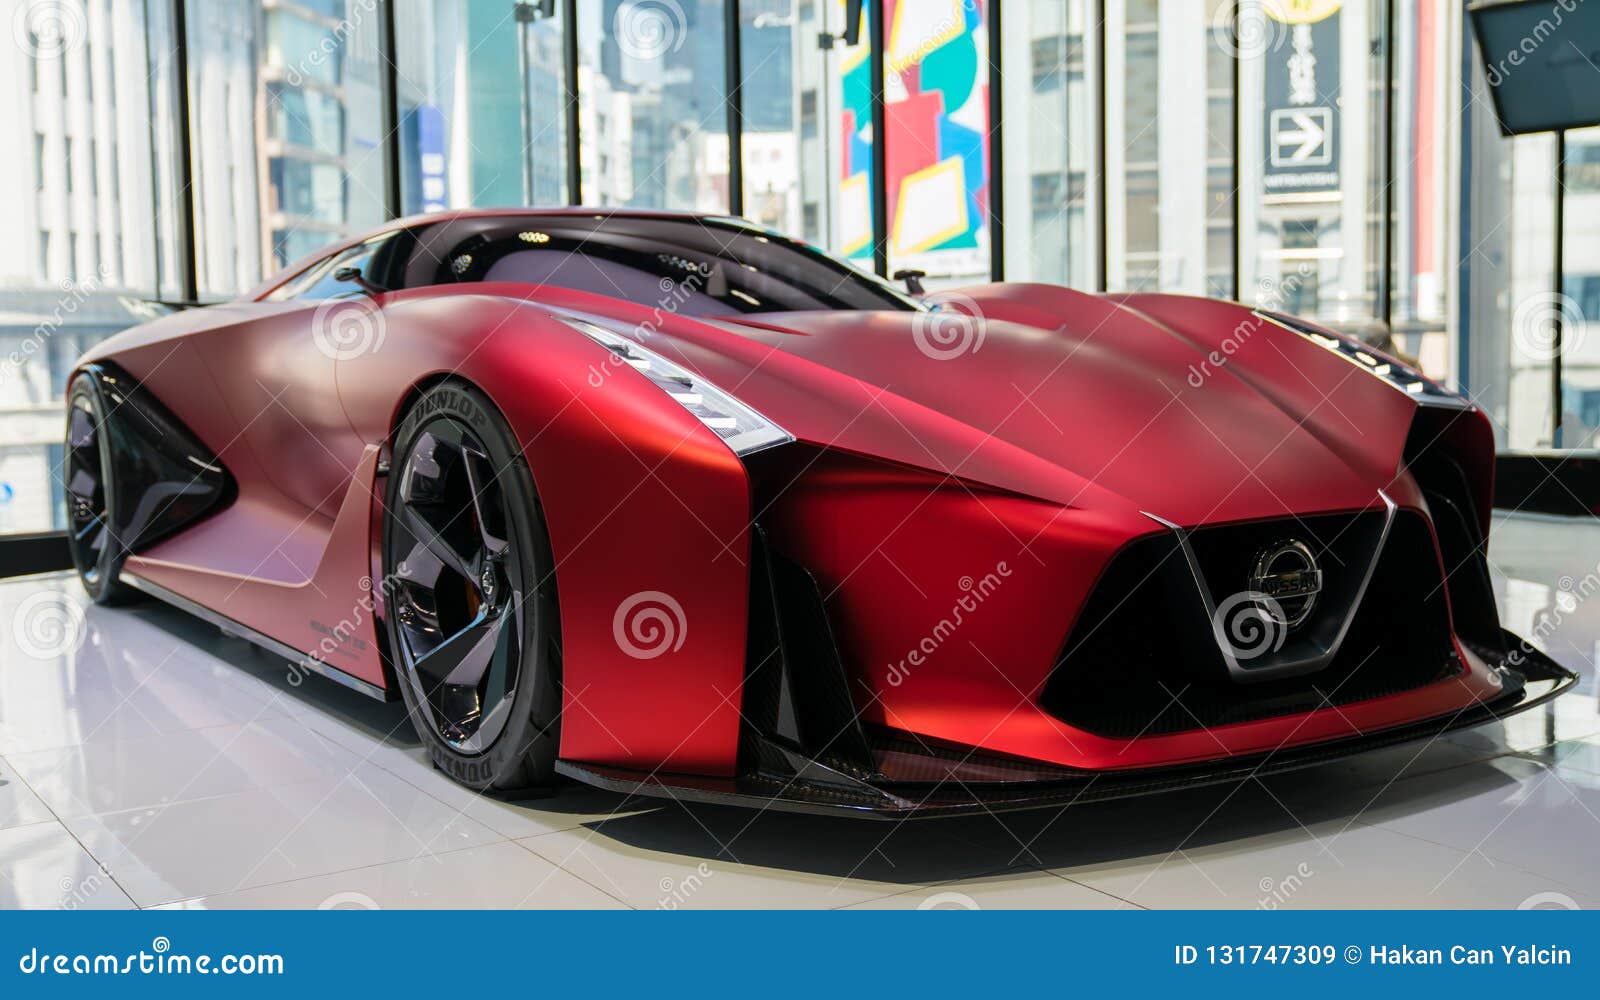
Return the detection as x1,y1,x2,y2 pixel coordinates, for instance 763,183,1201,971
522,752,1531,886
122,599,418,745
120,598,1535,885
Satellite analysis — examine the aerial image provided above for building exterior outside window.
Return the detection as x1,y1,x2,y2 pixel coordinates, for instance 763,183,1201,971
396,0,568,213
1001,0,1094,290
0,0,175,536
188,0,387,290
579,0,729,212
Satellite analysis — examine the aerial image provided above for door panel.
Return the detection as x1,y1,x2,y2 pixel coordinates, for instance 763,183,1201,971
189,300,369,520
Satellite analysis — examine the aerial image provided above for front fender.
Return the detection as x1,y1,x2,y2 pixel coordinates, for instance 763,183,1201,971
337,289,751,776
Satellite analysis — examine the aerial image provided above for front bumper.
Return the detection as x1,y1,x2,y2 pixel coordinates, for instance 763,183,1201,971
556,630,1577,819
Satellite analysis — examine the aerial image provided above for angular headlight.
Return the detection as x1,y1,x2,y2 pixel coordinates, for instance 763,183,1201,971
1257,311,1468,409
562,316,794,457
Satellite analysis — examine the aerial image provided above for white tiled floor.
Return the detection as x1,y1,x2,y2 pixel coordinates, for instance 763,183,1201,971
1,511,1597,910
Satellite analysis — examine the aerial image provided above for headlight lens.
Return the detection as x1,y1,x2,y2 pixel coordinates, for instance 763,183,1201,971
563,317,794,456
1257,311,1468,409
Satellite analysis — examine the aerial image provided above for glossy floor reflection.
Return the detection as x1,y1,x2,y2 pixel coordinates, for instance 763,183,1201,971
1,512,1596,909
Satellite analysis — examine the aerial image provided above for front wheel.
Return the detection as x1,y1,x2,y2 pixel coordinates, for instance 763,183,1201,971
382,382,562,792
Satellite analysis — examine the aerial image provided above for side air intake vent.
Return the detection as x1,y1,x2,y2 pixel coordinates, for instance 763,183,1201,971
741,527,877,781
1404,411,1503,656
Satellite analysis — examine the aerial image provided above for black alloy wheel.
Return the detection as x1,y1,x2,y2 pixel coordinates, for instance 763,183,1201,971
382,382,561,791
64,377,132,604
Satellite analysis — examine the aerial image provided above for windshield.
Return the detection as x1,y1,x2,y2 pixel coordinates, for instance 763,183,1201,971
391,214,923,315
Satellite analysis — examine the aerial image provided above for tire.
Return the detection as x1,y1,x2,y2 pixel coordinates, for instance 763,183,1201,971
382,381,562,792
64,376,134,605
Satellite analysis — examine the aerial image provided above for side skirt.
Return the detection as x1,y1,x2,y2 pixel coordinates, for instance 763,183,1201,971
120,571,393,702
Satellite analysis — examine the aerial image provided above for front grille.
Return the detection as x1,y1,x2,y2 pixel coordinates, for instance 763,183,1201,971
1040,511,1461,739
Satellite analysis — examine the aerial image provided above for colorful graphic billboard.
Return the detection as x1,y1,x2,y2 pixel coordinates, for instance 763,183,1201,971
884,0,990,279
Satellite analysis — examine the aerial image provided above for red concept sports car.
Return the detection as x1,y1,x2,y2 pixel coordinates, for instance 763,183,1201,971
64,208,1574,816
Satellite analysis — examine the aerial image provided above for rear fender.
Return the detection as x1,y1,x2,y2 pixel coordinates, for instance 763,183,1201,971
68,362,233,560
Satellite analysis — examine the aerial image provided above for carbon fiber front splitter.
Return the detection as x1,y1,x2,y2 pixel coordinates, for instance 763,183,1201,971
556,631,1578,819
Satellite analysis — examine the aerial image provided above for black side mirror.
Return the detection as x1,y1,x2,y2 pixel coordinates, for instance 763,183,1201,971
334,266,386,296
892,268,927,296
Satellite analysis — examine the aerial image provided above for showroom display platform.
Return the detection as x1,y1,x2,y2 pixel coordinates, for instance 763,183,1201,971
0,511,1597,910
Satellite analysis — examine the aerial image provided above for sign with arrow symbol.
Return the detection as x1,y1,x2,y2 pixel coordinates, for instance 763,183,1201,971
1271,107,1333,167
1261,6,1341,196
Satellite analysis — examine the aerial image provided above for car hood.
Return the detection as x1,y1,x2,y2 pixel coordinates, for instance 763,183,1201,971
567,293,1392,524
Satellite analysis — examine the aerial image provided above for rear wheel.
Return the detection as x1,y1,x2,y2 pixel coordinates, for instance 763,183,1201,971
64,376,133,604
382,383,561,792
